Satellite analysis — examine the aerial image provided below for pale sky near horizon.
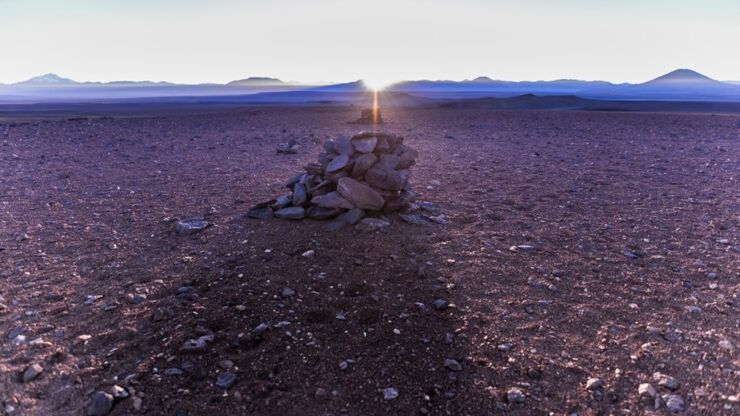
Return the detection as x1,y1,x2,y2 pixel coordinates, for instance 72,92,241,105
1,0,738,85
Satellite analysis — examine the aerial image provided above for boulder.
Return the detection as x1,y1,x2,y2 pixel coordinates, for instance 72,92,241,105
337,177,385,211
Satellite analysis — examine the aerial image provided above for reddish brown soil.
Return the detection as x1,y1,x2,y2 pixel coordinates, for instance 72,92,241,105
1,107,738,415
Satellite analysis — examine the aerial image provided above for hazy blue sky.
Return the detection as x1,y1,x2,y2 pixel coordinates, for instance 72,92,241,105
1,0,738,85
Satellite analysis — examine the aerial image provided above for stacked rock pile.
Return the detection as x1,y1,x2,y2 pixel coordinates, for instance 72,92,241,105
248,131,441,230
350,108,383,125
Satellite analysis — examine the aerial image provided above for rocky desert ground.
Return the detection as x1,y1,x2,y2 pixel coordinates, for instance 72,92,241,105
1,105,738,415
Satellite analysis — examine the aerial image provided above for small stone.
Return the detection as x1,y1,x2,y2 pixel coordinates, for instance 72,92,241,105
638,383,657,405
216,371,237,389
110,385,129,399
22,363,43,383
383,387,399,400
653,372,680,391
586,377,603,390
684,305,702,314
253,323,269,335
507,387,525,404
312,192,354,209
218,360,234,370
292,183,308,206
664,394,685,413
301,250,315,257
352,135,378,153
705,272,718,279
87,391,114,416
175,218,208,234
126,293,147,304
444,358,462,372
281,287,296,298
432,299,449,311
339,361,348,370
179,335,214,353
274,207,305,220
622,250,639,259
164,368,184,376
497,343,512,352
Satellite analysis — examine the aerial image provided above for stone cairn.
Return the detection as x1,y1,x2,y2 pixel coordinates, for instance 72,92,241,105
247,131,444,230
350,108,383,125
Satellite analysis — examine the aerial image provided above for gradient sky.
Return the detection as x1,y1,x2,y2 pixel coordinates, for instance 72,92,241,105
1,0,738,85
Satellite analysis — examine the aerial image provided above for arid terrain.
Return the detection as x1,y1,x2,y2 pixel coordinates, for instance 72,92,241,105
1,105,738,415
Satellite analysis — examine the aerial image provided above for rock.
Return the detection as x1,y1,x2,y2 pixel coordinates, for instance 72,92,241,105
664,394,685,413
218,360,234,370
87,391,114,416
272,194,292,210
326,154,350,173
586,377,603,390
653,372,680,391
432,299,449,311
337,177,385,210
110,385,129,399
506,387,525,404
638,383,658,406
253,323,269,335
179,335,214,353
311,192,354,209
399,214,430,225
175,218,208,234
377,154,400,169
292,183,308,206
306,205,342,220
301,250,315,257
351,153,377,177
276,143,299,154
333,136,354,155
356,217,390,232
705,272,718,279
622,250,639,259
684,305,701,314
22,363,43,383
383,387,399,400
125,293,147,304
719,339,734,350
281,287,296,298
339,361,349,370
164,368,184,376
274,207,305,220
246,206,275,220
216,371,237,389
352,136,377,153
444,358,462,372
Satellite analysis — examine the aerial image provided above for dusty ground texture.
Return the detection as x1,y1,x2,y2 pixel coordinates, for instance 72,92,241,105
1,106,738,415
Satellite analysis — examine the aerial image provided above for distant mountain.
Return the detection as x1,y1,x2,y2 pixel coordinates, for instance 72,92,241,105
643,69,719,85
16,73,78,85
227,77,285,87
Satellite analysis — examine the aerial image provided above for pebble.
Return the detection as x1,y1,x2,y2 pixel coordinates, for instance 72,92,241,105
87,391,114,416
718,340,734,351
444,358,462,372
383,387,399,400
110,385,129,399
175,217,208,234
622,250,639,259
218,360,235,370
664,394,685,413
164,368,184,376
638,383,658,406
586,377,603,390
281,287,296,298
253,323,270,335
125,293,147,304
653,372,680,391
216,371,237,389
432,299,449,311
507,387,525,404
22,363,43,383
301,250,315,257
179,334,214,353
339,361,348,370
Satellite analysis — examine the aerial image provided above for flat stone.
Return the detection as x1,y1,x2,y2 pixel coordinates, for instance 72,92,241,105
311,192,354,209
333,136,354,155
246,206,273,220
253,323,269,335
22,363,43,383
274,207,305,220
87,391,114,416
216,371,237,389
281,287,296,298
175,218,207,234
352,136,377,153
351,153,377,177
179,335,214,353
355,217,390,232
326,154,350,173
306,206,343,220
377,154,400,169
337,177,385,211
292,183,307,206
110,385,129,399
272,194,292,210
328,208,365,231
125,293,147,304
399,214,430,225
365,165,404,191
